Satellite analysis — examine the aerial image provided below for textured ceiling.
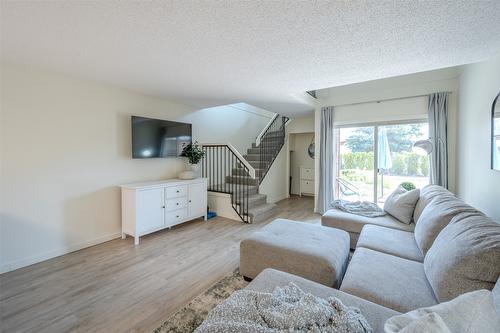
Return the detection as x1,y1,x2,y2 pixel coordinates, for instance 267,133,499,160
2,1,500,115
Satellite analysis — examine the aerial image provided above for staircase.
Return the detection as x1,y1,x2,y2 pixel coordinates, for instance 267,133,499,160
202,114,288,223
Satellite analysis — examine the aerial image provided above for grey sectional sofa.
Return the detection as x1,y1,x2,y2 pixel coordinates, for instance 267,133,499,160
241,185,500,331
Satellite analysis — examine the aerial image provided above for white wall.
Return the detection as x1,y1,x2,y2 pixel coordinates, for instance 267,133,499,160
314,73,460,212
259,147,287,203
0,62,277,273
180,103,274,154
456,54,500,222
334,96,428,126
0,62,201,272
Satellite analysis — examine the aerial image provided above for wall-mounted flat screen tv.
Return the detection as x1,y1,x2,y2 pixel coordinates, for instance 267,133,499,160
131,116,192,158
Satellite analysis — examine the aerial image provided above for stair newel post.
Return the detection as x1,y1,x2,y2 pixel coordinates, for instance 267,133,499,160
218,146,221,193
246,167,249,223
230,151,233,207
237,154,239,213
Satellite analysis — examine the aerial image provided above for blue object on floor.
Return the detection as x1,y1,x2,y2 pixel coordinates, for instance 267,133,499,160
207,211,217,219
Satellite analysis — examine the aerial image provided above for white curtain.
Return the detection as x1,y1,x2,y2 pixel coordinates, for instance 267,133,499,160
428,92,449,188
318,106,335,214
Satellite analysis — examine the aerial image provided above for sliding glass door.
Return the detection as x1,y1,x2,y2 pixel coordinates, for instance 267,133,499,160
336,122,429,205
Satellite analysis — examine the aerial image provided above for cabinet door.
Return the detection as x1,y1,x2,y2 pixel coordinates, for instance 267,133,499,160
188,182,207,218
300,167,314,180
136,188,165,234
300,180,314,194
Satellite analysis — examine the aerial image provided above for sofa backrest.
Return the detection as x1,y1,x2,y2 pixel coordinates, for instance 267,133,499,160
493,278,500,316
413,185,455,222
424,211,500,302
414,195,478,255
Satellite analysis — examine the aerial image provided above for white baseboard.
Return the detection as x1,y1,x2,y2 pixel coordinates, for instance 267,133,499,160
0,232,121,274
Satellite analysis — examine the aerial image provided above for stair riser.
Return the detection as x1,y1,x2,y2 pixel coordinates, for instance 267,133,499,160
249,196,267,208
231,168,265,179
244,154,273,162
252,140,284,148
235,196,267,209
225,175,259,186
248,160,269,168
247,148,260,154
231,168,250,176
231,187,259,196
250,206,278,223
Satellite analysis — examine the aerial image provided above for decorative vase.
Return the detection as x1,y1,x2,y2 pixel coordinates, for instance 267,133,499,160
178,162,199,180
189,163,199,172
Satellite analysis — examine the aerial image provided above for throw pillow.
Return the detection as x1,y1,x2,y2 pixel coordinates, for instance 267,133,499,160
424,211,500,302
414,195,477,256
383,186,420,224
384,289,500,333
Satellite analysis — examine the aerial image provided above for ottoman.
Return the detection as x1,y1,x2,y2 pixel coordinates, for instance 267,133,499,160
240,218,350,288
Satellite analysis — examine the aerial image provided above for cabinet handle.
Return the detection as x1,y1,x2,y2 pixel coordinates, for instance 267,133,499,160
189,200,192,203
176,215,179,218
176,190,180,193
176,203,179,205
162,205,165,209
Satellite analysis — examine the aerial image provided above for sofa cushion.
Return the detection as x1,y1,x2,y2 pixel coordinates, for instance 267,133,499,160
384,289,500,333
357,225,424,262
424,212,500,302
414,195,477,256
247,268,400,333
384,186,420,224
340,248,437,312
322,209,415,248
413,185,455,223
240,219,350,287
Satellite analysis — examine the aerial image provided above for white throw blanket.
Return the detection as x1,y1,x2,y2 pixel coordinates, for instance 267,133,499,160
195,282,372,333
332,200,387,218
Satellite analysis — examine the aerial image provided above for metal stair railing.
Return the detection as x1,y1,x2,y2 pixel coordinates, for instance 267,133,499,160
201,143,255,223
257,115,289,183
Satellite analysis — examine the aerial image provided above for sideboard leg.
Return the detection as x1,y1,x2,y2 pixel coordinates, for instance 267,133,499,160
121,232,126,239
134,236,139,245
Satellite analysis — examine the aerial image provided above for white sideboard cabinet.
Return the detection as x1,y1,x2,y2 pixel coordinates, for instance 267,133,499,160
120,178,207,244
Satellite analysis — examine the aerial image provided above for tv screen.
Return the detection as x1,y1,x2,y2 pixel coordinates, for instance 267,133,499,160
131,116,192,158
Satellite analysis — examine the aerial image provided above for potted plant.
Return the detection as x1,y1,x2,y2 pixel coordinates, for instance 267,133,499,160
179,141,205,179
400,181,416,191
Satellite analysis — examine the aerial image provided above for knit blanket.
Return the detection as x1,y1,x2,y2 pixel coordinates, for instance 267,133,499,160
194,282,372,333
332,200,387,218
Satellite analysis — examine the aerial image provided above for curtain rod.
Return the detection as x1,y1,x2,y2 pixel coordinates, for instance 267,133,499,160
328,91,452,108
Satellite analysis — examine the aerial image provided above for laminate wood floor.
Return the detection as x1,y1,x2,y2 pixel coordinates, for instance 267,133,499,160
0,196,319,333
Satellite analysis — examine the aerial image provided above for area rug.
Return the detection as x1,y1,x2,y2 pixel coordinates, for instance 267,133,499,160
153,269,248,333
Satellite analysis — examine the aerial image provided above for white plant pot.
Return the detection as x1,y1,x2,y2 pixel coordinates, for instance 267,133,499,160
178,163,199,180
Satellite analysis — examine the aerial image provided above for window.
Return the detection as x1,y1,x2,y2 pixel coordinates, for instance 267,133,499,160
336,121,429,205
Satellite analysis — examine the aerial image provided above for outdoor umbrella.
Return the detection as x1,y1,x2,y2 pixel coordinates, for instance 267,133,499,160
378,128,392,198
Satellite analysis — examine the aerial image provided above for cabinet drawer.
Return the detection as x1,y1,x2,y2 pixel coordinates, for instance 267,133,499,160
166,197,188,211
166,185,188,198
166,208,188,226
300,180,315,193
300,168,314,180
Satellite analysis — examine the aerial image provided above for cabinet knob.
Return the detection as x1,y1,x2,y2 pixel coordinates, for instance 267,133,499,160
176,203,179,205
162,205,165,209
176,215,179,218
176,190,179,193
189,200,192,203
